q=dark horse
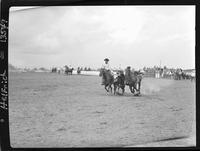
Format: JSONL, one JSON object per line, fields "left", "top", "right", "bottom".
{"left": 51, "top": 67, "right": 57, "bottom": 73}
{"left": 113, "top": 71, "right": 125, "bottom": 95}
{"left": 64, "top": 66, "right": 74, "bottom": 75}
{"left": 99, "top": 68, "right": 114, "bottom": 93}
{"left": 125, "top": 69, "right": 142, "bottom": 96}
{"left": 77, "top": 67, "right": 81, "bottom": 75}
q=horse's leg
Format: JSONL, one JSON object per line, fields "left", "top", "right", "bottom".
{"left": 138, "top": 81, "right": 141, "bottom": 94}
{"left": 133, "top": 83, "right": 139, "bottom": 94}
{"left": 135, "top": 83, "right": 138, "bottom": 91}
{"left": 122, "top": 88, "right": 124, "bottom": 95}
{"left": 132, "top": 85, "right": 136, "bottom": 94}
{"left": 121, "top": 85, "right": 125, "bottom": 95}
{"left": 104, "top": 85, "right": 109, "bottom": 92}
{"left": 129, "top": 85, "right": 132, "bottom": 93}
{"left": 114, "top": 84, "right": 117, "bottom": 95}
{"left": 129, "top": 85, "right": 134, "bottom": 94}
{"left": 109, "top": 84, "right": 112, "bottom": 93}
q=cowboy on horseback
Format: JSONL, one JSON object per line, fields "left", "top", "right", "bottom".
{"left": 101, "top": 58, "right": 114, "bottom": 85}
{"left": 125, "top": 66, "right": 132, "bottom": 85}
{"left": 124, "top": 66, "right": 143, "bottom": 95}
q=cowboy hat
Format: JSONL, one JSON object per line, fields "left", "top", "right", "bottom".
{"left": 104, "top": 58, "right": 109, "bottom": 61}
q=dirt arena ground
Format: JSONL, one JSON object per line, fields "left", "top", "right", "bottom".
{"left": 9, "top": 72, "right": 196, "bottom": 147}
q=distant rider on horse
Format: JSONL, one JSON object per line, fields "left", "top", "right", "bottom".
{"left": 101, "top": 58, "right": 114, "bottom": 85}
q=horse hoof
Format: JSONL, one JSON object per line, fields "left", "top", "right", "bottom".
{"left": 135, "top": 93, "right": 141, "bottom": 96}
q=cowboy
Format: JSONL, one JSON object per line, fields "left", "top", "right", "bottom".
{"left": 101, "top": 58, "right": 113, "bottom": 85}
{"left": 125, "top": 66, "right": 132, "bottom": 85}
{"left": 102, "top": 58, "right": 111, "bottom": 70}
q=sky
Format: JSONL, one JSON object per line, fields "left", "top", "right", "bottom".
{"left": 9, "top": 6, "right": 195, "bottom": 70}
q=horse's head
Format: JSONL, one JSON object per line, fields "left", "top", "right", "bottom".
{"left": 116, "top": 70, "right": 124, "bottom": 78}
{"left": 99, "top": 68, "right": 105, "bottom": 77}
{"left": 115, "top": 72, "right": 125, "bottom": 84}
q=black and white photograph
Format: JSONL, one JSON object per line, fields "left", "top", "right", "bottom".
{"left": 8, "top": 6, "right": 195, "bottom": 147}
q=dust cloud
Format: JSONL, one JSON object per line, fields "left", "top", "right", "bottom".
{"left": 141, "top": 78, "right": 174, "bottom": 95}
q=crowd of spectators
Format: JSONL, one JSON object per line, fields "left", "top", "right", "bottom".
{"left": 51, "top": 64, "right": 195, "bottom": 81}
{"left": 143, "top": 66, "right": 195, "bottom": 80}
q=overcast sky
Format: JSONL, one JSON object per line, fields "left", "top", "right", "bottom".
{"left": 9, "top": 6, "right": 195, "bottom": 70}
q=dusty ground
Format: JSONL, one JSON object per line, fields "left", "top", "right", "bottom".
{"left": 9, "top": 72, "right": 195, "bottom": 147}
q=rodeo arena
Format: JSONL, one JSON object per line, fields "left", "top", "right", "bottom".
{"left": 9, "top": 61, "right": 196, "bottom": 147}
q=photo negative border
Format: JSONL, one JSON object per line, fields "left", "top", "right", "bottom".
{"left": 0, "top": 0, "right": 199, "bottom": 150}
